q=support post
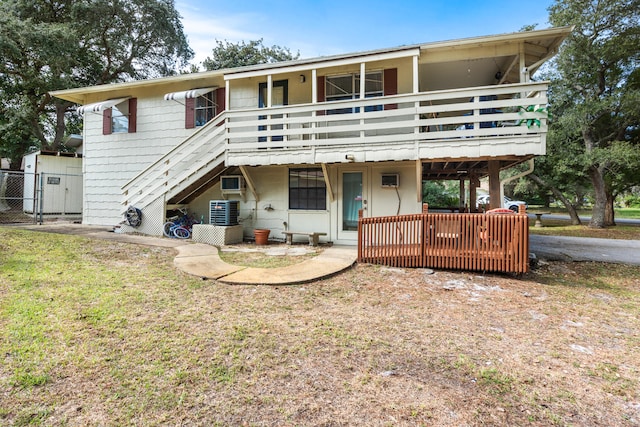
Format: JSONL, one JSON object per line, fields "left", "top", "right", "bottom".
{"left": 459, "top": 178, "right": 465, "bottom": 212}
{"left": 469, "top": 175, "right": 478, "bottom": 213}
{"left": 416, "top": 160, "right": 422, "bottom": 203}
{"left": 488, "top": 160, "right": 501, "bottom": 210}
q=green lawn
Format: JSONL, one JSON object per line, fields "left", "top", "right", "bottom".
{"left": 1, "top": 227, "right": 639, "bottom": 426}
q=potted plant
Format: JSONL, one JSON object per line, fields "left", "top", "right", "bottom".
{"left": 253, "top": 228, "right": 270, "bottom": 245}
{"left": 516, "top": 105, "right": 547, "bottom": 128}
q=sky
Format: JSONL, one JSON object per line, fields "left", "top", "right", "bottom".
{"left": 176, "top": 0, "right": 556, "bottom": 66}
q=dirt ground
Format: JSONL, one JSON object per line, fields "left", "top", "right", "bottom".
{"left": 1, "top": 231, "right": 639, "bottom": 426}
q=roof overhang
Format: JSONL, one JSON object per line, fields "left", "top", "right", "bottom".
{"left": 50, "top": 26, "right": 572, "bottom": 105}
{"left": 223, "top": 47, "right": 420, "bottom": 80}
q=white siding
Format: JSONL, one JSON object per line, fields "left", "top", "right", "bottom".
{"left": 82, "top": 96, "right": 194, "bottom": 226}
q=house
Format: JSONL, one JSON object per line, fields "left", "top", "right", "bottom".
{"left": 50, "top": 27, "right": 571, "bottom": 247}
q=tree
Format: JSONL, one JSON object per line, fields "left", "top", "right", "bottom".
{"left": 0, "top": 0, "right": 193, "bottom": 168}
{"left": 202, "top": 39, "right": 299, "bottom": 71}
{"left": 548, "top": 0, "right": 640, "bottom": 227}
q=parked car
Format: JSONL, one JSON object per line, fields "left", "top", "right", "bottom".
{"left": 476, "top": 195, "right": 527, "bottom": 212}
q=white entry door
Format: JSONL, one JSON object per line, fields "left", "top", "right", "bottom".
{"left": 338, "top": 170, "right": 368, "bottom": 241}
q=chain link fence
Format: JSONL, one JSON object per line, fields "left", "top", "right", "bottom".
{"left": 0, "top": 170, "right": 82, "bottom": 224}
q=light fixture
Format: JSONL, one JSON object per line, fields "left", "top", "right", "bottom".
{"left": 299, "top": 74, "right": 306, "bottom": 83}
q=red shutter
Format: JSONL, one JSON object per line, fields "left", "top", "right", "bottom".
{"left": 103, "top": 108, "right": 112, "bottom": 135}
{"left": 384, "top": 68, "right": 398, "bottom": 110}
{"left": 215, "top": 88, "right": 226, "bottom": 127}
{"left": 128, "top": 98, "right": 137, "bottom": 133}
{"left": 185, "top": 97, "right": 195, "bottom": 129}
{"left": 317, "top": 75, "right": 325, "bottom": 116}
{"left": 216, "top": 87, "right": 226, "bottom": 113}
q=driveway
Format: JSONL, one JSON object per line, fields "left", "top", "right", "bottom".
{"left": 530, "top": 234, "right": 640, "bottom": 265}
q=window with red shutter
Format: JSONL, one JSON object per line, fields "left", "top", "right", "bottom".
{"left": 102, "top": 98, "right": 136, "bottom": 134}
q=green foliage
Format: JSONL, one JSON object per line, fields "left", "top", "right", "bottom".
{"left": 622, "top": 193, "right": 640, "bottom": 208}
{"left": 422, "top": 181, "right": 459, "bottom": 206}
{"left": 0, "top": 0, "right": 193, "bottom": 164}
{"left": 202, "top": 39, "right": 299, "bottom": 71}
{"left": 542, "top": 0, "right": 640, "bottom": 225}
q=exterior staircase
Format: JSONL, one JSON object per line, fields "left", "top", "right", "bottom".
{"left": 121, "top": 112, "right": 228, "bottom": 212}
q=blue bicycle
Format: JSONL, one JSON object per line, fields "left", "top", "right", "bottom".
{"left": 163, "top": 209, "right": 198, "bottom": 239}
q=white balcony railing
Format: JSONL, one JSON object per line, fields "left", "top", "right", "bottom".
{"left": 224, "top": 82, "right": 548, "bottom": 152}
{"left": 122, "top": 82, "right": 548, "bottom": 211}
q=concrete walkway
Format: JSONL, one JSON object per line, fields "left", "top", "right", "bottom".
{"left": 7, "top": 222, "right": 357, "bottom": 285}
{"left": 173, "top": 243, "right": 356, "bottom": 284}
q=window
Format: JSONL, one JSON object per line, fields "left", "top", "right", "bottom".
{"left": 289, "top": 168, "right": 326, "bottom": 210}
{"left": 102, "top": 98, "right": 136, "bottom": 135}
{"left": 111, "top": 101, "right": 129, "bottom": 133}
{"left": 194, "top": 91, "right": 216, "bottom": 126}
{"left": 325, "top": 71, "right": 383, "bottom": 114}
{"left": 185, "top": 89, "right": 225, "bottom": 129}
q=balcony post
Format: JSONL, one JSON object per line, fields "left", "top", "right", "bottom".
{"left": 311, "top": 69, "right": 317, "bottom": 141}
{"left": 412, "top": 55, "right": 419, "bottom": 94}
{"left": 360, "top": 62, "right": 365, "bottom": 139}
{"left": 267, "top": 75, "right": 272, "bottom": 143}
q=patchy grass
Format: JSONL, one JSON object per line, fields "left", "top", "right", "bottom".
{"left": 530, "top": 220, "right": 640, "bottom": 240}
{"left": 1, "top": 227, "right": 640, "bottom": 426}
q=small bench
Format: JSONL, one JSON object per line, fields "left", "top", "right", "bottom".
{"left": 282, "top": 231, "right": 327, "bottom": 246}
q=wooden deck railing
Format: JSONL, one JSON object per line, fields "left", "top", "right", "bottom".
{"left": 357, "top": 205, "right": 529, "bottom": 273}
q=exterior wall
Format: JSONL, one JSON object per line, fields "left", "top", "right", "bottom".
{"left": 82, "top": 94, "right": 193, "bottom": 226}
{"left": 226, "top": 56, "right": 413, "bottom": 111}
{"left": 189, "top": 161, "right": 422, "bottom": 245}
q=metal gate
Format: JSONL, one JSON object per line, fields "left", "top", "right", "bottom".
{"left": 0, "top": 170, "right": 83, "bottom": 224}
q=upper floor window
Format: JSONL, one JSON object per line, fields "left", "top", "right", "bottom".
{"left": 194, "top": 91, "right": 216, "bottom": 127}
{"left": 325, "top": 71, "right": 383, "bottom": 114}
{"left": 111, "top": 101, "right": 129, "bottom": 133}
{"left": 102, "top": 98, "right": 137, "bottom": 135}
{"left": 182, "top": 88, "right": 225, "bottom": 129}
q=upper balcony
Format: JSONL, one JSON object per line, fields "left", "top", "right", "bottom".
{"left": 223, "top": 81, "right": 548, "bottom": 166}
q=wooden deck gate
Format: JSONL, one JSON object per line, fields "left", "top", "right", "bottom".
{"left": 357, "top": 207, "right": 529, "bottom": 273}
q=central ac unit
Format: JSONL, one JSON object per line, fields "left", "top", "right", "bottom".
{"left": 209, "top": 200, "right": 239, "bottom": 226}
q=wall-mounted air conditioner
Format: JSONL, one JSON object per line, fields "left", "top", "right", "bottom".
{"left": 381, "top": 173, "right": 399, "bottom": 188}
{"left": 220, "top": 175, "right": 245, "bottom": 194}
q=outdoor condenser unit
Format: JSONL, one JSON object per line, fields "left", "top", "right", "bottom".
{"left": 209, "top": 200, "right": 239, "bottom": 226}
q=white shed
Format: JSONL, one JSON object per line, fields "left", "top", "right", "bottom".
{"left": 23, "top": 151, "right": 83, "bottom": 215}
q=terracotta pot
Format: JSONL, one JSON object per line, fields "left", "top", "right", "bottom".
{"left": 253, "top": 229, "right": 270, "bottom": 245}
